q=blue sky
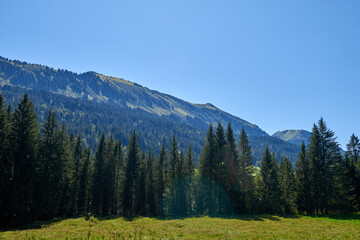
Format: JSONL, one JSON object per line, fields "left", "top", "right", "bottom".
{"left": 1, "top": 0, "right": 359, "bottom": 148}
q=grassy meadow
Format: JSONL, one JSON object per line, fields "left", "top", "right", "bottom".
{"left": 1, "top": 215, "right": 360, "bottom": 240}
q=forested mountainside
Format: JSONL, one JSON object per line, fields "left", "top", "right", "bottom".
{"left": 272, "top": 130, "right": 312, "bottom": 146}
{"left": 0, "top": 56, "right": 301, "bottom": 163}
{"left": 0, "top": 56, "right": 265, "bottom": 136}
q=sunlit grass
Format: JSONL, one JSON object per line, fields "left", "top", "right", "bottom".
{"left": 1, "top": 214, "right": 360, "bottom": 239}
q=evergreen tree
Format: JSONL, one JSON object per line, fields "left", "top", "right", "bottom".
{"left": 57, "top": 122, "right": 75, "bottom": 217}
{"left": 238, "top": 127, "right": 254, "bottom": 213}
{"left": 0, "top": 94, "right": 11, "bottom": 225}
{"left": 295, "top": 142, "right": 312, "bottom": 215}
{"left": 122, "top": 131, "right": 141, "bottom": 215}
{"left": 154, "top": 143, "right": 167, "bottom": 216}
{"left": 184, "top": 144, "right": 195, "bottom": 216}
{"left": 198, "top": 124, "right": 217, "bottom": 215}
{"left": 214, "top": 122, "right": 228, "bottom": 215}
{"left": 168, "top": 135, "right": 180, "bottom": 216}
{"left": 78, "top": 147, "right": 92, "bottom": 215}
{"left": 92, "top": 132, "right": 107, "bottom": 215}
{"left": 145, "top": 148, "right": 156, "bottom": 216}
{"left": 112, "top": 140, "right": 123, "bottom": 215}
{"left": 10, "top": 93, "right": 39, "bottom": 223}
{"left": 308, "top": 124, "right": 322, "bottom": 214}
{"left": 71, "top": 135, "right": 83, "bottom": 215}
{"left": 279, "top": 156, "right": 296, "bottom": 214}
{"left": 259, "top": 147, "right": 281, "bottom": 213}
{"left": 346, "top": 134, "right": 360, "bottom": 209}
{"left": 37, "top": 110, "right": 62, "bottom": 219}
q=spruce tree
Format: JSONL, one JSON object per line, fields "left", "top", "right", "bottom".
{"left": 37, "top": 110, "right": 62, "bottom": 219}
{"left": 184, "top": 144, "right": 195, "bottom": 216}
{"left": 57, "top": 122, "right": 75, "bottom": 217}
{"left": 260, "top": 147, "right": 281, "bottom": 213}
{"left": 0, "top": 94, "right": 11, "bottom": 225}
{"left": 78, "top": 147, "right": 92, "bottom": 215}
{"left": 214, "top": 122, "right": 227, "bottom": 215}
{"left": 238, "top": 127, "right": 254, "bottom": 213}
{"left": 308, "top": 124, "right": 322, "bottom": 214}
{"left": 154, "top": 143, "right": 167, "bottom": 216}
{"left": 92, "top": 132, "right": 107, "bottom": 215}
{"left": 198, "top": 124, "right": 216, "bottom": 215}
{"left": 145, "top": 148, "right": 156, "bottom": 216}
{"left": 279, "top": 156, "right": 296, "bottom": 214}
{"left": 122, "top": 131, "right": 141, "bottom": 215}
{"left": 10, "top": 93, "right": 39, "bottom": 223}
{"left": 295, "top": 142, "right": 312, "bottom": 215}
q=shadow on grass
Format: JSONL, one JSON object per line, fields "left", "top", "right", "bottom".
{"left": 1, "top": 218, "right": 65, "bottom": 232}
{"left": 306, "top": 213, "right": 360, "bottom": 221}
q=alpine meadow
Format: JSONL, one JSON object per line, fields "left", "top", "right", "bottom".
{"left": 1, "top": 0, "right": 360, "bottom": 239}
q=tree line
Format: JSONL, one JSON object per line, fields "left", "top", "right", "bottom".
{"left": 0, "top": 94, "right": 359, "bottom": 227}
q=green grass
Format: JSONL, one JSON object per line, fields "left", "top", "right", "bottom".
{"left": 1, "top": 215, "right": 360, "bottom": 239}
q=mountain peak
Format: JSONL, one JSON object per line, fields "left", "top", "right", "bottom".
{"left": 272, "top": 129, "right": 311, "bottom": 146}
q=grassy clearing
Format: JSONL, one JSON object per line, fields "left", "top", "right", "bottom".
{"left": 1, "top": 215, "right": 360, "bottom": 240}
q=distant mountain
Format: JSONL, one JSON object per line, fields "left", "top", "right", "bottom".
{"left": 272, "top": 130, "right": 311, "bottom": 146}
{"left": 0, "top": 56, "right": 301, "bottom": 164}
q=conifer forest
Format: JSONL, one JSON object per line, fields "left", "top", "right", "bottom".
{"left": 1, "top": 93, "right": 360, "bottom": 228}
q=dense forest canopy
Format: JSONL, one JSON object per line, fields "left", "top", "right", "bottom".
{"left": 1, "top": 94, "right": 359, "bottom": 227}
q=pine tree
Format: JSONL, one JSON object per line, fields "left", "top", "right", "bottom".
{"left": 10, "top": 93, "right": 39, "bottom": 223}
{"left": 238, "top": 127, "right": 254, "bottom": 213}
{"left": 260, "top": 147, "right": 281, "bottom": 213}
{"left": 295, "top": 142, "right": 312, "bottom": 215}
{"left": 279, "top": 156, "right": 296, "bottom": 214}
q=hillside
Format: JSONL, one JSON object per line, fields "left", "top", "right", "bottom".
{"left": 0, "top": 56, "right": 265, "bottom": 137}
{"left": 272, "top": 130, "right": 311, "bottom": 146}
{"left": 0, "top": 56, "right": 301, "bottom": 163}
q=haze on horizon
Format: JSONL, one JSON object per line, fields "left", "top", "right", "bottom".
{"left": 0, "top": 0, "right": 359, "bottom": 148}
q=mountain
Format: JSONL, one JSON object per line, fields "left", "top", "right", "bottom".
{"left": 272, "top": 130, "right": 311, "bottom": 146}
{"left": 0, "top": 56, "right": 301, "bottom": 163}
{"left": 0, "top": 56, "right": 265, "bottom": 137}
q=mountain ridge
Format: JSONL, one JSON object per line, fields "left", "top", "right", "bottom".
{"left": 0, "top": 56, "right": 302, "bottom": 163}
{"left": 0, "top": 56, "right": 266, "bottom": 137}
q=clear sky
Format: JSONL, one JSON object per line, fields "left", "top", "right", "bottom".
{"left": 1, "top": 0, "right": 359, "bottom": 148}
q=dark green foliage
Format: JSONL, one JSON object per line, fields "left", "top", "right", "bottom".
{"left": 183, "top": 144, "right": 195, "bottom": 216}
{"left": 92, "top": 133, "right": 107, "bottom": 215}
{"left": 36, "top": 110, "right": 62, "bottom": 219}
{"left": 122, "top": 131, "right": 142, "bottom": 215}
{"left": 238, "top": 127, "right": 255, "bottom": 213}
{"left": 10, "top": 93, "right": 39, "bottom": 223}
{"left": 259, "top": 147, "right": 281, "bottom": 213}
{"left": 0, "top": 94, "right": 11, "bottom": 225}
{"left": 78, "top": 147, "right": 92, "bottom": 215}
{"left": 1, "top": 93, "right": 360, "bottom": 227}
{"left": 279, "top": 156, "right": 296, "bottom": 214}
{"left": 295, "top": 142, "right": 312, "bottom": 215}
